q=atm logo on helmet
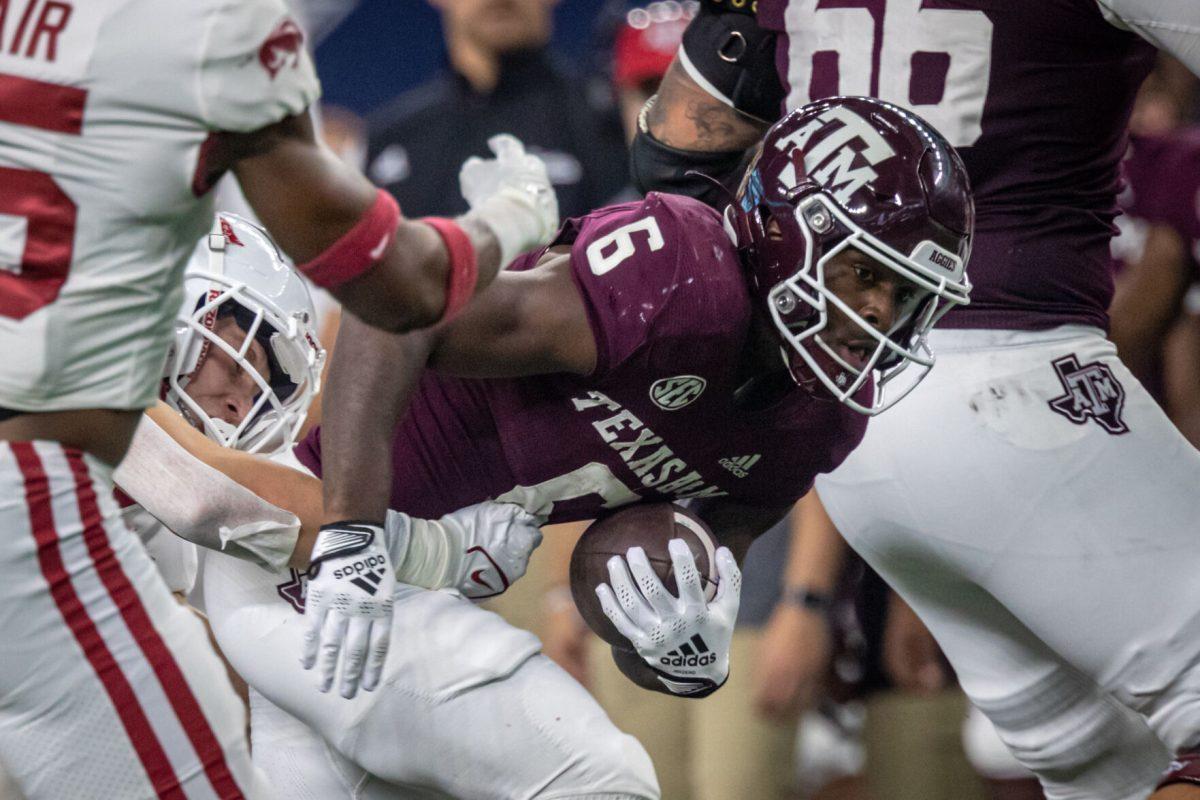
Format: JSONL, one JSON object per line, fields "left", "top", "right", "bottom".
{"left": 774, "top": 106, "right": 896, "bottom": 204}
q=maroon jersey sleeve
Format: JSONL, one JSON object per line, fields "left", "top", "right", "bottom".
{"left": 561, "top": 192, "right": 741, "bottom": 380}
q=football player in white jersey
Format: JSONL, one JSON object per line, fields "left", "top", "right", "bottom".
{"left": 0, "top": 2, "right": 558, "bottom": 797}
{"left": 115, "top": 214, "right": 659, "bottom": 800}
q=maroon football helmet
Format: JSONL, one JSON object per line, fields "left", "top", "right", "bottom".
{"left": 725, "top": 96, "right": 974, "bottom": 414}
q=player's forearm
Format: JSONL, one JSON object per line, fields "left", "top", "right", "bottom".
{"left": 118, "top": 408, "right": 320, "bottom": 570}
{"left": 1152, "top": 787, "right": 1200, "bottom": 799}
{"left": 231, "top": 114, "right": 503, "bottom": 333}
{"left": 783, "top": 491, "right": 846, "bottom": 595}
{"left": 143, "top": 404, "right": 322, "bottom": 533}
{"left": 327, "top": 214, "right": 504, "bottom": 334}
{"left": 319, "top": 313, "right": 436, "bottom": 524}
{"left": 631, "top": 59, "right": 766, "bottom": 203}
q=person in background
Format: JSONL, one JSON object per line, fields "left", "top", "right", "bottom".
{"left": 610, "top": 1, "right": 696, "bottom": 142}
{"left": 366, "top": 0, "right": 630, "bottom": 218}
{"left": 1110, "top": 59, "right": 1200, "bottom": 445}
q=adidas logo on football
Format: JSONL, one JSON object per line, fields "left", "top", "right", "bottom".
{"left": 660, "top": 634, "right": 716, "bottom": 668}
{"left": 718, "top": 454, "right": 761, "bottom": 478}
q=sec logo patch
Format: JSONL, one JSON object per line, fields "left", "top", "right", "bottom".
{"left": 650, "top": 375, "right": 706, "bottom": 411}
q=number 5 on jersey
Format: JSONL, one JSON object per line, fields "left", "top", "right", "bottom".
{"left": 0, "top": 74, "right": 83, "bottom": 320}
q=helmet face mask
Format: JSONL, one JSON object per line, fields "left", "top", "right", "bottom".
{"left": 165, "top": 215, "right": 325, "bottom": 455}
{"left": 728, "top": 97, "right": 975, "bottom": 415}
{"left": 767, "top": 193, "right": 963, "bottom": 413}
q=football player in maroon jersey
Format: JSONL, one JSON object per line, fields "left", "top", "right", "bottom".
{"left": 122, "top": 97, "right": 974, "bottom": 799}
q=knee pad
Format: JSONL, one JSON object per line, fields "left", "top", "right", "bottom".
{"left": 973, "top": 670, "right": 1168, "bottom": 800}
{"left": 962, "top": 704, "right": 1033, "bottom": 781}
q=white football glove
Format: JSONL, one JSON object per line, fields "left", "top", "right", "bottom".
{"left": 459, "top": 134, "right": 559, "bottom": 269}
{"left": 596, "top": 539, "right": 742, "bottom": 697}
{"left": 301, "top": 521, "right": 396, "bottom": 698}
{"left": 385, "top": 501, "right": 544, "bottom": 599}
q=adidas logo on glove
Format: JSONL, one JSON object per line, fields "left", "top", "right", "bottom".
{"left": 660, "top": 634, "right": 716, "bottom": 668}
{"left": 333, "top": 554, "right": 388, "bottom": 595}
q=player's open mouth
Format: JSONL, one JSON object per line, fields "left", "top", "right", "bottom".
{"left": 834, "top": 339, "right": 874, "bottom": 370}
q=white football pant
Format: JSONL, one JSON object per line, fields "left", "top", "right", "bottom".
{"left": 202, "top": 549, "right": 660, "bottom": 800}
{"left": 817, "top": 326, "right": 1200, "bottom": 800}
{"left": 0, "top": 441, "right": 265, "bottom": 799}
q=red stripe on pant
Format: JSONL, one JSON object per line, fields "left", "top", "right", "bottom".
{"left": 11, "top": 442, "right": 187, "bottom": 800}
{"left": 65, "top": 450, "right": 246, "bottom": 800}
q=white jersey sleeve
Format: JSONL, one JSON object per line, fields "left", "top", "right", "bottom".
{"left": 1097, "top": 0, "right": 1200, "bottom": 75}
{"left": 198, "top": 0, "right": 321, "bottom": 133}
{"left": 0, "top": 0, "right": 320, "bottom": 414}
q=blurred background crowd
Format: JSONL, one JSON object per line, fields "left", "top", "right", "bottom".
{"left": 297, "top": 2, "right": 1200, "bottom": 799}
{"left": 33, "top": 2, "right": 1197, "bottom": 799}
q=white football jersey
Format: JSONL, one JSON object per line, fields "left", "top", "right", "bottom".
{"left": 0, "top": 0, "right": 319, "bottom": 412}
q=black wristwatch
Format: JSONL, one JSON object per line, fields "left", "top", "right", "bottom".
{"left": 780, "top": 585, "right": 832, "bottom": 614}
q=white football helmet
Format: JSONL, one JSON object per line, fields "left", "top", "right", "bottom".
{"left": 163, "top": 214, "right": 325, "bottom": 455}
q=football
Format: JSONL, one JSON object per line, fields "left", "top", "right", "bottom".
{"left": 569, "top": 502, "right": 720, "bottom": 648}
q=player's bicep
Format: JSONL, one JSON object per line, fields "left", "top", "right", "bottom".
{"left": 429, "top": 250, "right": 597, "bottom": 378}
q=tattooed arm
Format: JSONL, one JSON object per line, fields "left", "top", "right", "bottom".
{"left": 644, "top": 57, "right": 769, "bottom": 154}
{"left": 628, "top": 2, "right": 780, "bottom": 203}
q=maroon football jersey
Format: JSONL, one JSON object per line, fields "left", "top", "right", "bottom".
{"left": 755, "top": 0, "right": 1157, "bottom": 331}
{"left": 297, "top": 194, "right": 867, "bottom": 522}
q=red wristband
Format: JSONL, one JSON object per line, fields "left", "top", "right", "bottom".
{"left": 422, "top": 217, "right": 478, "bottom": 323}
{"left": 297, "top": 189, "right": 401, "bottom": 289}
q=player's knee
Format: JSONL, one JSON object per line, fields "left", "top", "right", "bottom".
{"left": 974, "top": 674, "right": 1168, "bottom": 799}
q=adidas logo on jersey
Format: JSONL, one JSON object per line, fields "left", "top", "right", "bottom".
{"left": 718, "top": 454, "right": 761, "bottom": 478}
{"left": 660, "top": 634, "right": 716, "bottom": 668}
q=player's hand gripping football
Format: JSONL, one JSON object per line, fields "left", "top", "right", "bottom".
{"left": 459, "top": 134, "right": 559, "bottom": 268}
{"left": 302, "top": 521, "right": 397, "bottom": 699}
{"left": 385, "top": 501, "right": 544, "bottom": 599}
{"left": 596, "top": 539, "right": 742, "bottom": 697}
